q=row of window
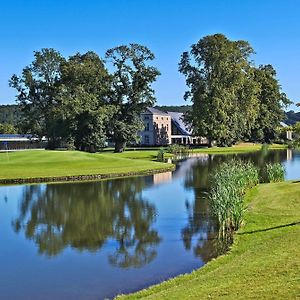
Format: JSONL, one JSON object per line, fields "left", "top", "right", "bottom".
{"left": 144, "top": 115, "right": 169, "bottom": 121}
{"left": 144, "top": 123, "right": 169, "bottom": 131}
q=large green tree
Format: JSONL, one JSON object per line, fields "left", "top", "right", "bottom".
{"left": 105, "top": 44, "right": 160, "bottom": 152}
{"left": 250, "top": 65, "right": 291, "bottom": 143}
{"left": 179, "top": 34, "right": 260, "bottom": 146}
{"left": 9, "top": 48, "right": 65, "bottom": 147}
{"left": 58, "top": 51, "right": 115, "bottom": 152}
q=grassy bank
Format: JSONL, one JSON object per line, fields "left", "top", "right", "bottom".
{"left": 0, "top": 144, "right": 287, "bottom": 183}
{"left": 192, "top": 143, "right": 287, "bottom": 154}
{"left": 117, "top": 180, "right": 300, "bottom": 299}
{"left": 0, "top": 150, "right": 174, "bottom": 183}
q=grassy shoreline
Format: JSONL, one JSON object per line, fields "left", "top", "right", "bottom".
{"left": 191, "top": 143, "right": 287, "bottom": 154}
{"left": 117, "top": 180, "right": 300, "bottom": 299}
{"left": 0, "top": 150, "right": 175, "bottom": 184}
{"left": 0, "top": 144, "right": 287, "bottom": 184}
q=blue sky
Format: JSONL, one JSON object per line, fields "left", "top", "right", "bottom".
{"left": 0, "top": 0, "right": 299, "bottom": 111}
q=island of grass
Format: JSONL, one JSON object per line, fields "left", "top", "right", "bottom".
{"left": 0, "top": 150, "right": 174, "bottom": 184}
{"left": 117, "top": 180, "right": 300, "bottom": 299}
{"left": 0, "top": 143, "right": 288, "bottom": 184}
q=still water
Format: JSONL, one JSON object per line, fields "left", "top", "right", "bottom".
{"left": 0, "top": 150, "right": 299, "bottom": 299}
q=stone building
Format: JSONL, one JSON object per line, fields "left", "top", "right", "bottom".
{"left": 140, "top": 107, "right": 208, "bottom": 146}
{"left": 140, "top": 107, "right": 172, "bottom": 146}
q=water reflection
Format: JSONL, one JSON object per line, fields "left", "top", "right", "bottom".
{"left": 2, "top": 149, "right": 298, "bottom": 299}
{"left": 13, "top": 177, "right": 161, "bottom": 268}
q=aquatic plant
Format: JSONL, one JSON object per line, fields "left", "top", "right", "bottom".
{"left": 266, "top": 163, "right": 285, "bottom": 182}
{"left": 209, "top": 160, "right": 259, "bottom": 232}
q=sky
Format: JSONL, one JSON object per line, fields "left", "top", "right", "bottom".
{"left": 0, "top": 0, "right": 299, "bottom": 111}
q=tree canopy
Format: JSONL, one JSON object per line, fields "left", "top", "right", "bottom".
{"left": 10, "top": 44, "right": 160, "bottom": 152}
{"left": 105, "top": 44, "right": 160, "bottom": 152}
{"left": 179, "top": 34, "right": 291, "bottom": 145}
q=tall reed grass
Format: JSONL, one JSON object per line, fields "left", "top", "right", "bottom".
{"left": 209, "top": 160, "right": 259, "bottom": 232}
{"left": 266, "top": 163, "right": 285, "bottom": 182}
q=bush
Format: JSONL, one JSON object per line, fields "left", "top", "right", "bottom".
{"left": 157, "top": 148, "right": 165, "bottom": 162}
{"left": 266, "top": 163, "right": 285, "bottom": 182}
{"left": 209, "top": 160, "right": 259, "bottom": 233}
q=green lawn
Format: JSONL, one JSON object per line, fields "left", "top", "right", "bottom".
{"left": 0, "top": 150, "right": 173, "bottom": 181}
{"left": 117, "top": 180, "right": 300, "bottom": 299}
{"left": 191, "top": 143, "right": 287, "bottom": 154}
{"left": 0, "top": 144, "right": 287, "bottom": 182}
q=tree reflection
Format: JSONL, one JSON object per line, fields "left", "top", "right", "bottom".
{"left": 12, "top": 177, "right": 160, "bottom": 268}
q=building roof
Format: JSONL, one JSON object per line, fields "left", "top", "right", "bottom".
{"left": 142, "top": 107, "right": 169, "bottom": 116}
{"left": 280, "top": 121, "right": 289, "bottom": 128}
{"left": 0, "top": 134, "right": 42, "bottom": 141}
{"left": 167, "top": 111, "right": 192, "bottom": 136}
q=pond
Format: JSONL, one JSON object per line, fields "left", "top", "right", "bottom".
{"left": 0, "top": 149, "right": 299, "bottom": 299}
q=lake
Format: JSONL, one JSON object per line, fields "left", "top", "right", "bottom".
{"left": 0, "top": 149, "right": 299, "bottom": 299}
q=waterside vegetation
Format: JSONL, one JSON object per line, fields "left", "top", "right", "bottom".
{"left": 117, "top": 180, "right": 300, "bottom": 299}
{"left": 209, "top": 160, "right": 259, "bottom": 232}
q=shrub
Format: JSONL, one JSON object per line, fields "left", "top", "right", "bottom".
{"left": 209, "top": 160, "right": 259, "bottom": 233}
{"left": 266, "top": 163, "right": 285, "bottom": 182}
{"left": 157, "top": 148, "right": 165, "bottom": 162}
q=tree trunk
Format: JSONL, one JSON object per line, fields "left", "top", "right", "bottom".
{"left": 208, "top": 138, "right": 214, "bottom": 148}
{"left": 114, "top": 141, "right": 126, "bottom": 153}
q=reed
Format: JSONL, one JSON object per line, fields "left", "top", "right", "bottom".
{"left": 266, "top": 163, "right": 285, "bottom": 182}
{"left": 209, "top": 160, "right": 259, "bottom": 232}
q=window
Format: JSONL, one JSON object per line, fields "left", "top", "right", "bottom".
{"left": 145, "top": 122, "right": 150, "bottom": 131}
{"left": 156, "top": 117, "right": 158, "bottom": 120}
{"left": 161, "top": 117, "right": 163, "bottom": 120}
{"left": 167, "top": 124, "right": 169, "bottom": 131}
{"left": 144, "top": 115, "right": 150, "bottom": 120}
{"left": 144, "top": 135, "right": 149, "bottom": 144}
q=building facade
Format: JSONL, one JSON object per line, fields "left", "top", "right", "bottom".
{"left": 140, "top": 108, "right": 208, "bottom": 146}
{"left": 140, "top": 107, "right": 172, "bottom": 146}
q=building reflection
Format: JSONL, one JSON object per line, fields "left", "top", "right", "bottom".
{"left": 153, "top": 171, "right": 172, "bottom": 185}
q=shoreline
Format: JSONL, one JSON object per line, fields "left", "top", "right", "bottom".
{"left": 0, "top": 165, "right": 175, "bottom": 185}
{"left": 117, "top": 180, "right": 300, "bottom": 299}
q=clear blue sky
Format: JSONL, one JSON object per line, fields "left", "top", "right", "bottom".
{"left": 0, "top": 0, "right": 299, "bottom": 111}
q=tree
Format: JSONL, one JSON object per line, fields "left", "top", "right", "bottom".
{"left": 58, "top": 51, "right": 115, "bottom": 152}
{"left": 292, "top": 122, "right": 300, "bottom": 136}
{"left": 105, "top": 44, "right": 160, "bottom": 152}
{"left": 179, "top": 34, "right": 260, "bottom": 146}
{"left": 9, "top": 48, "right": 65, "bottom": 147}
{"left": 250, "top": 65, "right": 291, "bottom": 143}
{"left": 0, "top": 123, "right": 17, "bottom": 134}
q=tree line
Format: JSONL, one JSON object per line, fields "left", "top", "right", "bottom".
{"left": 9, "top": 34, "right": 292, "bottom": 151}
{"left": 10, "top": 44, "right": 160, "bottom": 152}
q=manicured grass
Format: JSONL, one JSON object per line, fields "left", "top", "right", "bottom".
{"left": 0, "top": 150, "right": 173, "bottom": 181}
{"left": 0, "top": 144, "right": 287, "bottom": 182}
{"left": 191, "top": 143, "right": 287, "bottom": 154}
{"left": 117, "top": 180, "right": 300, "bottom": 299}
